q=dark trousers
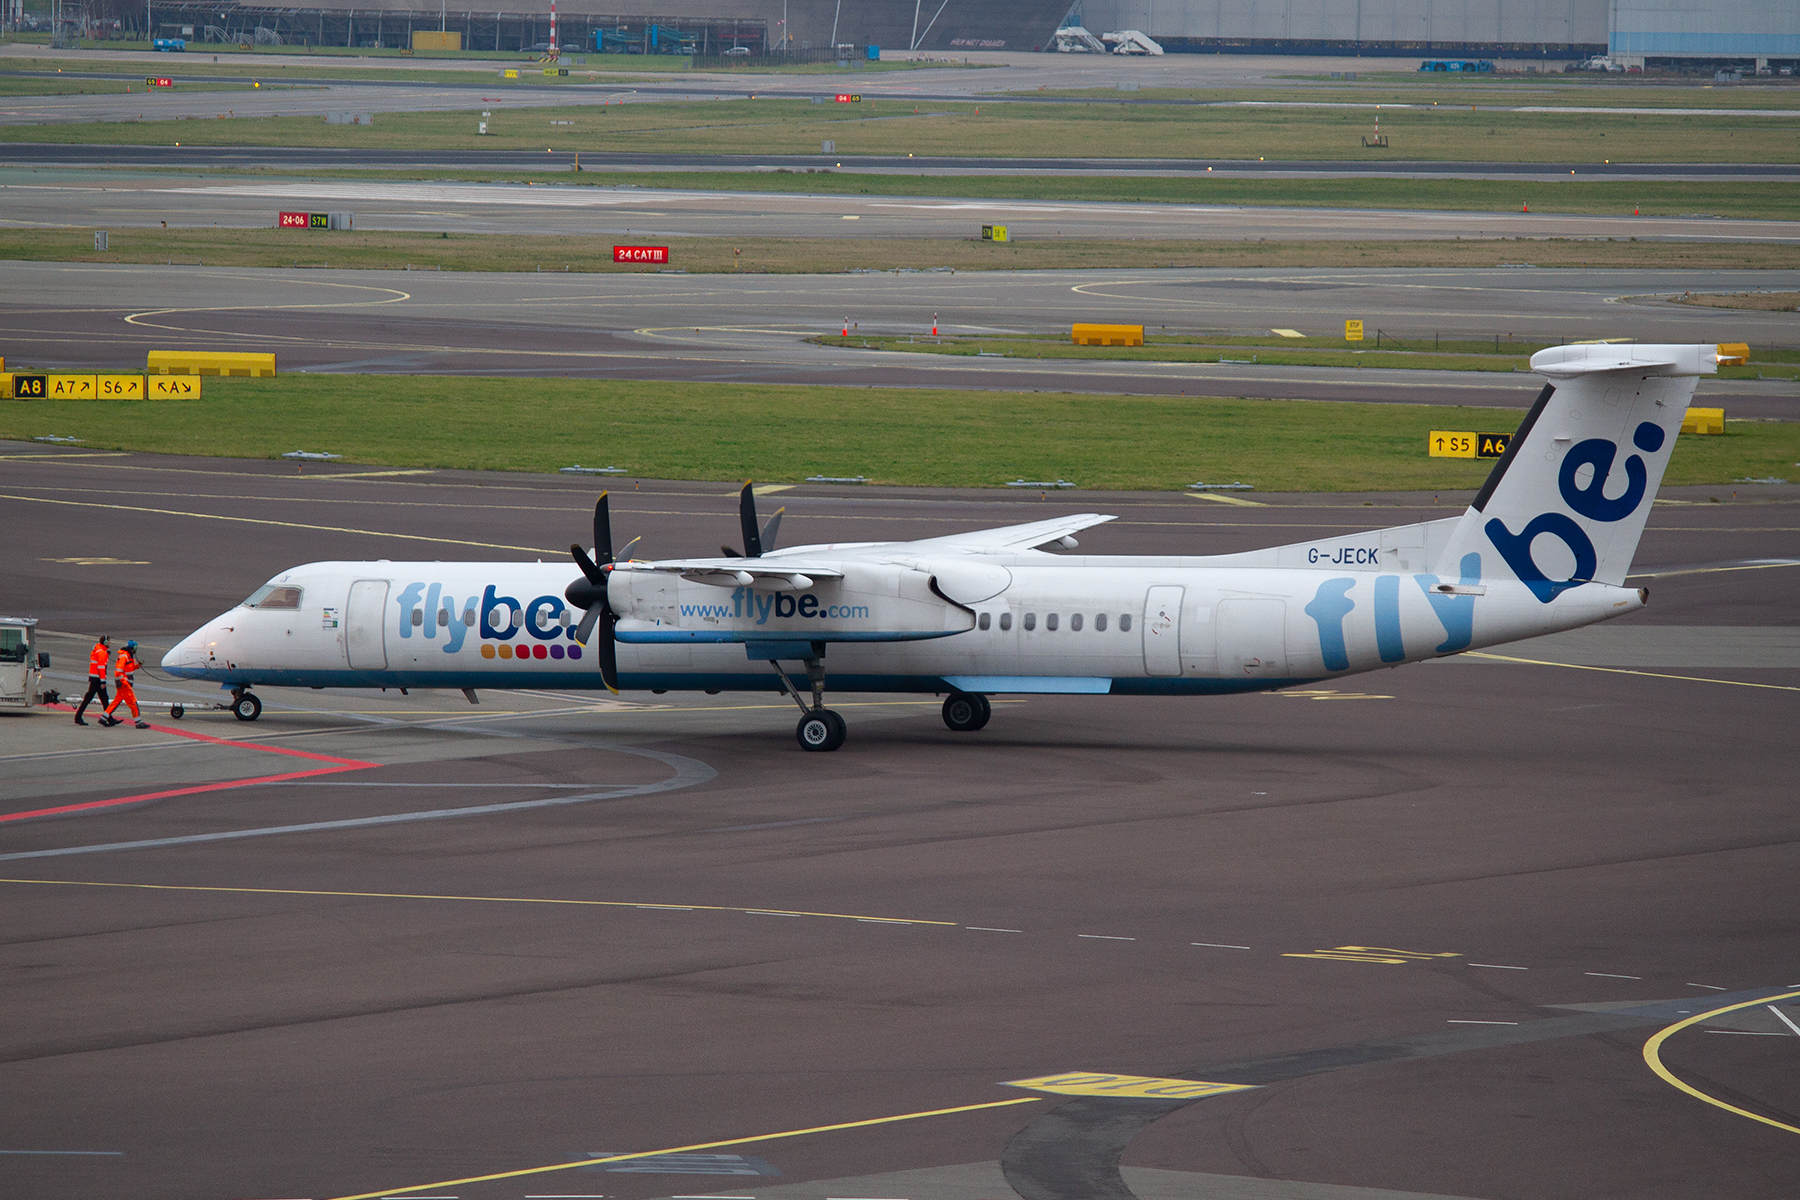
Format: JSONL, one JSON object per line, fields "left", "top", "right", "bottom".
{"left": 74, "top": 675, "right": 110, "bottom": 719}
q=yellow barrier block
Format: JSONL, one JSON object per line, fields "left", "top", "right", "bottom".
{"left": 147, "top": 351, "right": 276, "bottom": 377}
{"left": 149, "top": 376, "right": 202, "bottom": 399}
{"left": 97, "top": 374, "right": 146, "bottom": 399}
{"left": 0, "top": 372, "right": 10, "bottom": 398}
{"left": 1681, "top": 407, "right": 1725, "bottom": 435}
{"left": 48, "top": 375, "right": 98, "bottom": 399}
{"left": 1716, "top": 342, "right": 1749, "bottom": 366}
{"left": 1071, "top": 323, "right": 1144, "bottom": 347}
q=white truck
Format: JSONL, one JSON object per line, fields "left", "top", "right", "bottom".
{"left": 0, "top": 617, "right": 55, "bottom": 710}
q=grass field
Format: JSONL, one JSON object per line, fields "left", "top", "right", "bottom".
{"left": 0, "top": 74, "right": 265, "bottom": 94}
{"left": 7, "top": 226, "right": 1799, "bottom": 275}
{"left": 1022, "top": 81, "right": 1800, "bottom": 111}
{"left": 817, "top": 334, "right": 1800, "bottom": 380}
{"left": 2, "top": 376, "right": 1793, "bottom": 491}
{"left": 4, "top": 93, "right": 1797, "bottom": 166}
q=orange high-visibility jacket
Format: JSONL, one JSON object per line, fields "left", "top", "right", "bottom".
{"left": 113, "top": 650, "right": 141, "bottom": 682}
{"left": 89, "top": 642, "right": 110, "bottom": 677}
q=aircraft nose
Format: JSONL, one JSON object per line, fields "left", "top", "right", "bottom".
{"left": 162, "top": 628, "right": 209, "bottom": 677}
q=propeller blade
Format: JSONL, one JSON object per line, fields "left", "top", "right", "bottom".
{"left": 571, "top": 543, "right": 605, "bottom": 584}
{"left": 760, "top": 506, "right": 784, "bottom": 554}
{"left": 573, "top": 605, "right": 601, "bottom": 646}
{"left": 594, "top": 493, "right": 614, "bottom": 567}
{"left": 739, "top": 480, "right": 762, "bottom": 558}
{"left": 721, "top": 545, "right": 742, "bottom": 558}
{"left": 595, "top": 627, "right": 620, "bottom": 694}
{"left": 618, "top": 535, "right": 642, "bottom": 561}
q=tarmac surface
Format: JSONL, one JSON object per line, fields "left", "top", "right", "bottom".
{"left": 2, "top": 444, "right": 1798, "bottom": 1200}
{"left": 2, "top": 262, "right": 1794, "bottom": 413}
{"left": 8, "top": 169, "right": 1799, "bottom": 244}
{"left": 5, "top": 143, "right": 1797, "bottom": 181}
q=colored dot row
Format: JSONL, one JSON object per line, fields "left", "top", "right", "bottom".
{"left": 480, "top": 643, "right": 582, "bottom": 660}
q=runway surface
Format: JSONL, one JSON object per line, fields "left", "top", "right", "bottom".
{"left": 8, "top": 143, "right": 1792, "bottom": 181}
{"left": 9, "top": 170, "right": 1800, "bottom": 244}
{"left": 2, "top": 262, "right": 1794, "bottom": 414}
{"left": 2, "top": 443, "right": 1797, "bottom": 1200}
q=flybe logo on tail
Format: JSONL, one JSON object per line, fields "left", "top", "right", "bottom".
{"left": 1485, "top": 421, "right": 1663, "bottom": 603}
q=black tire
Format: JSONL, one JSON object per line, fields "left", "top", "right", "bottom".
{"left": 170, "top": 704, "right": 184, "bottom": 719}
{"left": 822, "top": 709, "right": 848, "bottom": 751}
{"left": 797, "top": 711, "right": 834, "bottom": 751}
{"left": 232, "top": 693, "right": 262, "bottom": 722}
{"left": 943, "top": 691, "right": 990, "bottom": 732}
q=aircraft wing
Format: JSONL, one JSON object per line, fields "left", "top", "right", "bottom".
{"left": 903, "top": 513, "right": 1116, "bottom": 555}
{"left": 623, "top": 559, "right": 846, "bottom": 590}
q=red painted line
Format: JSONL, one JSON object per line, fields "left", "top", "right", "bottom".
{"left": 5, "top": 706, "right": 381, "bottom": 824}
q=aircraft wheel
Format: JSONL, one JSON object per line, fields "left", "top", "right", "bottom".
{"left": 942, "top": 691, "right": 990, "bottom": 732}
{"left": 797, "top": 709, "right": 847, "bottom": 752}
{"left": 232, "top": 692, "right": 262, "bottom": 722}
{"left": 170, "top": 704, "right": 184, "bottom": 719}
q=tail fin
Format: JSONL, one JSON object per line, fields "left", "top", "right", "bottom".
{"left": 1437, "top": 343, "right": 1724, "bottom": 601}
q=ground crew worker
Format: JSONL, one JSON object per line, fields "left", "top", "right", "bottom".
{"left": 100, "top": 640, "right": 149, "bottom": 729}
{"left": 72, "top": 634, "right": 111, "bottom": 725}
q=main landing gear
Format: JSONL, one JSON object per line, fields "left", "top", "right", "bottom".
{"left": 768, "top": 645, "right": 846, "bottom": 752}
{"left": 941, "top": 691, "right": 991, "bottom": 732}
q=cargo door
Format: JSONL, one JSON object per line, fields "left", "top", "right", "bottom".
{"left": 1142, "top": 585, "right": 1184, "bottom": 677}
{"left": 346, "top": 579, "right": 389, "bottom": 670}
{"left": 1217, "top": 599, "right": 1288, "bottom": 677}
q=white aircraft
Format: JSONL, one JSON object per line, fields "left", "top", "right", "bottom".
{"left": 165, "top": 343, "right": 1728, "bottom": 751}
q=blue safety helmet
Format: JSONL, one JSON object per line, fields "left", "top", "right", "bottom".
{"left": 124, "top": 640, "right": 138, "bottom": 653}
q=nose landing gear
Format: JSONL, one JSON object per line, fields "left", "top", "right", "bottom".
{"left": 767, "top": 644, "right": 846, "bottom": 752}
{"left": 230, "top": 688, "right": 262, "bottom": 721}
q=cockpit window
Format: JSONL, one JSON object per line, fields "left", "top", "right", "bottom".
{"left": 242, "top": 584, "right": 303, "bottom": 609}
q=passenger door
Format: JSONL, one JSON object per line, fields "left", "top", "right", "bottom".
{"left": 1142, "top": 585, "right": 1184, "bottom": 677}
{"left": 345, "top": 580, "right": 389, "bottom": 670}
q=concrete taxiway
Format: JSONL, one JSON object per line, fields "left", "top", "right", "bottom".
{"left": 1, "top": 444, "right": 1797, "bottom": 1200}
{"left": 2, "top": 262, "right": 1794, "bottom": 414}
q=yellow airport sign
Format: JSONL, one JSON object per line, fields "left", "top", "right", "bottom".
{"left": 1430, "top": 430, "right": 1510, "bottom": 459}
{"left": 503, "top": 68, "right": 519, "bottom": 78}
{"left": 97, "top": 374, "right": 145, "bottom": 399}
{"left": 10, "top": 374, "right": 46, "bottom": 399}
{"left": 149, "top": 376, "right": 201, "bottom": 399}
{"left": 1004, "top": 1072, "right": 1255, "bottom": 1101}
{"left": 48, "top": 375, "right": 98, "bottom": 399}
{"left": 1345, "top": 319, "right": 1364, "bottom": 341}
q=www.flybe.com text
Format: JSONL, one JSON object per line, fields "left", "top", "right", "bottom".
{"left": 685, "top": 587, "right": 869, "bottom": 623}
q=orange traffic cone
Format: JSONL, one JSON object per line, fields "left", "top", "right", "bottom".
{"left": 1522, "top": 202, "right": 1530, "bottom": 213}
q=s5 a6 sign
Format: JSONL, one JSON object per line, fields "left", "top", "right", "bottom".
{"left": 614, "top": 245, "right": 669, "bottom": 264}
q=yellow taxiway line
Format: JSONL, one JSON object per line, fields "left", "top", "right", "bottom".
{"left": 1643, "top": 990, "right": 1800, "bottom": 1137}
{"left": 326, "top": 1096, "right": 1043, "bottom": 1200}
{"left": 1464, "top": 652, "right": 1800, "bottom": 693}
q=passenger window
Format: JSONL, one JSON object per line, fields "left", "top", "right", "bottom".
{"left": 1095, "top": 612, "right": 1107, "bottom": 631}
{"left": 978, "top": 612, "right": 991, "bottom": 631}
{"left": 1046, "top": 613, "right": 1059, "bottom": 631}
{"left": 1023, "top": 613, "right": 1036, "bottom": 631}
{"left": 1120, "top": 613, "right": 1132, "bottom": 632}
{"left": 1070, "top": 613, "right": 1083, "bottom": 631}
{"left": 1000, "top": 612, "right": 1013, "bottom": 631}
{"left": 437, "top": 608, "right": 449, "bottom": 626}
{"left": 243, "top": 585, "right": 302, "bottom": 610}
{"left": 462, "top": 607, "right": 476, "bottom": 627}
{"left": 411, "top": 608, "right": 424, "bottom": 626}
